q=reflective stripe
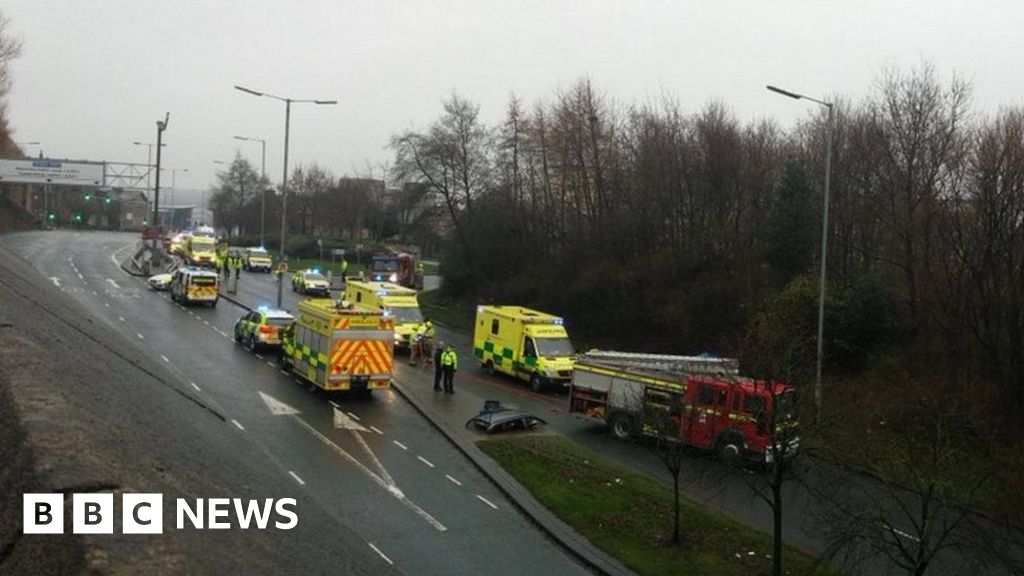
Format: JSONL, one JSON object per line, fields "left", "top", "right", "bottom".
{"left": 332, "top": 330, "right": 392, "bottom": 340}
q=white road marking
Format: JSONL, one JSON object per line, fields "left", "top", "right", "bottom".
{"left": 104, "top": 302, "right": 110, "bottom": 308}
{"left": 231, "top": 419, "right": 245, "bottom": 431}
{"left": 279, "top": 370, "right": 289, "bottom": 376}
{"left": 203, "top": 320, "right": 209, "bottom": 325}
{"left": 393, "top": 440, "right": 408, "bottom": 450}
{"left": 68, "top": 256, "right": 73, "bottom": 262}
{"left": 190, "top": 382, "right": 201, "bottom": 391}
{"left": 890, "top": 526, "right": 921, "bottom": 542}
{"left": 254, "top": 353, "right": 264, "bottom": 360}
{"left": 417, "top": 456, "right": 435, "bottom": 468}
{"left": 369, "top": 426, "right": 384, "bottom": 435}
{"left": 105, "top": 278, "right": 121, "bottom": 289}
{"left": 445, "top": 474, "right": 463, "bottom": 487}
{"left": 475, "top": 495, "right": 499, "bottom": 510}
{"left": 91, "top": 290, "right": 98, "bottom": 296}
{"left": 77, "top": 273, "right": 84, "bottom": 280}
{"left": 293, "top": 379, "right": 303, "bottom": 385}
{"left": 118, "top": 316, "right": 125, "bottom": 322}
{"left": 368, "top": 543, "right": 394, "bottom": 566}
{"left": 160, "top": 355, "right": 170, "bottom": 363}
{"left": 288, "top": 471, "right": 306, "bottom": 486}
{"left": 346, "top": 411, "right": 361, "bottom": 422}
{"left": 188, "top": 311, "right": 194, "bottom": 316}
{"left": 137, "top": 333, "right": 144, "bottom": 340}
{"left": 49, "top": 277, "right": 61, "bottom": 288}
{"left": 329, "top": 400, "right": 340, "bottom": 409}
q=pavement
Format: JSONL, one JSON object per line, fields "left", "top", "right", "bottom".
{"left": 2, "top": 230, "right": 599, "bottom": 576}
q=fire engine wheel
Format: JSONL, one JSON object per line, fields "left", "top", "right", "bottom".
{"left": 716, "top": 437, "right": 743, "bottom": 467}
{"left": 609, "top": 413, "right": 635, "bottom": 441}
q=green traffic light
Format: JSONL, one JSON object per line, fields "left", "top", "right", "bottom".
{"left": 47, "top": 212, "right": 55, "bottom": 220}
{"left": 104, "top": 197, "right": 111, "bottom": 204}
{"left": 84, "top": 194, "right": 91, "bottom": 201}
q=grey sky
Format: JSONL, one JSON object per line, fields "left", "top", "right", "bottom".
{"left": 5, "top": 0, "right": 1023, "bottom": 195}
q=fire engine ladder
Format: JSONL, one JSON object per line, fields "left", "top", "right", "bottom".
{"left": 580, "top": 350, "right": 740, "bottom": 377}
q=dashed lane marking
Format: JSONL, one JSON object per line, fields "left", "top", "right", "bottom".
{"left": 266, "top": 361, "right": 275, "bottom": 367}
{"left": 346, "top": 411, "right": 361, "bottom": 422}
{"left": 475, "top": 495, "right": 499, "bottom": 510}
{"left": 393, "top": 440, "right": 408, "bottom": 451}
{"left": 190, "top": 382, "right": 201, "bottom": 391}
{"left": 137, "top": 333, "right": 144, "bottom": 340}
{"left": 370, "top": 426, "right": 384, "bottom": 435}
{"left": 104, "top": 302, "right": 110, "bottom": 308}
{"left": 118, "top": 316, "right": 125, "bottom": 322}
{"left": 231, "top": 419, "right": 245, "bottom": 431}
{"left": 77, "top": 273, "right": 84, "bottom": 280}
{"left": 445, "top": 474, "right": 463, "bottom": 487}
{"left": 160, "top": 355, "right": 170, "bottom": 363}
{"left": 329, "top": 400, "right": 340, "bottom": 409}
{"left": 203, "top": 320, "right": 209, "bottom": 325}
{"left": 254, "top": 353, "right": 264, "bottom": 360}
{"left": 368, "top": 543, "right": 394, "bottom": 566}
{"left": 417, "top": 456, "right": 435, "bottom": 468}
{"left": 288, "top": 471, "right": 306, "bottom": 486}
{"left": 279, "top": 370, "right": 289, "bottom": 376}
{"left": 91, "top": 290, "right": 98, "bottom": 296}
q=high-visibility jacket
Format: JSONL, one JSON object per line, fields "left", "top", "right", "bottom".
{"left": 418, "top": 321, "right": 435, "bottom": 340}
{"left": 341, "top": 260, "right": 349, "bottom": 274}
{"left": 440, "top": 348, "right": 457, "bottom": 369}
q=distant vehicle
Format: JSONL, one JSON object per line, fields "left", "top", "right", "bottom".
{"left": 244, "top": 247, "right": 273, "bottom": 273}
{"left": 169, "top": 267, "right": 219, "bottom": 307}
{"left": 148, "top": 272, "right": 173, "bottom": 291}
{"left": 291, "top": 269, "right": 330, "bottom": 296}
{"left": 280, "top": 299, "right": 395, "bottom": 393}
{"left": 234, "top": 307, "right": 294, "bottom": 351}
{"left": 369, "top": 250, "right": 416, "bottom": 287}
{"left": 184, "top": 235, "right": 217, "bottom": 268}
{"left": 344, "top": 279, "right": 423, "bottom": 350}
{"left": 473, "top": 305, "right": 575, "bottom": 391}
{"left": 168, "top": 233, "right": 191, "bottom": 257}
{"left": 568, "top": 350, "right": 798, "bottom": 465}
{"left": 193, "top": 225, "right": 216, "bottom": 237}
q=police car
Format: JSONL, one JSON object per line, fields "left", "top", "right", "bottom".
{"left": 291, "top": 269, "right": 330, "bottom": 296}
{"left": 233, "top": 307, "right": 295, "bottom": 351}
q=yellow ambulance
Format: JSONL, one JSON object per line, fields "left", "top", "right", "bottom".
{"left": 345, "top": 279, "right": 424, "bottom": 351}
{"left": 281, "top": 299, "right": 395, "bottom": 393}
{"left": 473, "top": 305, "right": 576, "bottom": 391}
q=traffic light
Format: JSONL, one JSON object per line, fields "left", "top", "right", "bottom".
{"left": 104, "top": 196, "right": 112, "bottom": 205}
{"left": 142, "top": 218, "right": 148, "bottom": 225}
{"left": 84, "top": 192, "right": 92, "bottom": 201}
{"left": 47, "top": 212, "right": 56, "bottom": 221}
{"left": 73, "top": 212, "right": 82, "bottom": 222}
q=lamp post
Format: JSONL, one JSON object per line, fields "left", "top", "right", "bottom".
{"left": 234, "top": 135, "right": 268, "bottom": 246}
{"left": 161, "top": 168, "right": 189, "bottom": 229}
{"left": 234, "top": 84, "right": 337, "bottom": 308}
{"left": 151, "top": 113, "right": 170, "bottom": 230}
{"left": 767, "top": 84, "right": 834, "bottom": 423}
{"left": 133, "top": 141, "right": 166, "bottom": 196}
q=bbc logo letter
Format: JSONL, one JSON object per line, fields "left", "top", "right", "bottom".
{"left": 73, "top": 493, "right": 114, "bottom": 534}
{"left": 123, "top": 494, "right": 163, "bottom": 534}
{"left": 23, "top": 494, "right": 64, "bottom": 534}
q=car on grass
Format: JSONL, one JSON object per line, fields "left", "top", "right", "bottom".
{"left": 234, "top": 307, "right": 295, "bottom": 351}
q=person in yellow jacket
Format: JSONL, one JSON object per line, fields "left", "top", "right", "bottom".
{"left": 409, "top": 319, "right": 435, "bottom": 366}
{"left": 440, "top": 344, "right": 457, "bottom": 394}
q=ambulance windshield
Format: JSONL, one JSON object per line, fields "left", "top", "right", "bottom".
{"left": 536, "top": 337, "right": 574, "bottom": 357}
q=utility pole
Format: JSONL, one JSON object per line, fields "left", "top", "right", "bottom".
{"left": 153, "top": 113, "right": 170, "bottom": 229}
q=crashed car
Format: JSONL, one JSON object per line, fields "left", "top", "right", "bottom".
{"left": 465, "top": 401, "right": 546, "bottom": 434}
{"left": 148, "top": 272, "right": 173, "bottom": 291}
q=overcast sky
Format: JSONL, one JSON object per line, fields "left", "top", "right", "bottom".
{"left": 5, "top": 0, "right": 1023, "bottom": 196}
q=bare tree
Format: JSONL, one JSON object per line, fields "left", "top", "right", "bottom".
{"left": 0, "top": 9, "right": 22, "bottom": 156}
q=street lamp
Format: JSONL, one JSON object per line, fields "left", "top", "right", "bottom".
{"left": 234, "top": 134, "right": 268, "bottom": 246}
{"left": 133, "top": 141, "right": 167, "bottom": 195}
{"left": 160, "top": 167, "right": 189, "bottom": 228}
{"left": 234, "top": 84, "right": 337, "bottom": 307}
{"left": 767, "top": 84, "right": 834, "bottom": 423}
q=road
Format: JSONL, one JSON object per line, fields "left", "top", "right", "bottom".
{"left": 2, "top": 230, "right": 592, "bottom": 576}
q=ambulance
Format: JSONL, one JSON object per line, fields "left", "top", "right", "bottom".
{"left": 344, "top": 279, "right": 424, "bottom": 351}
{"left": 281, "top": 299, "right": 395, "bottom": 393}
{"left": 184, "top": 235, "right": 218, "bottom": 268}
{"left": 473, "top": 306, "right": 576, "bottom": 391}
{"left": 169, "top": 267, "right": 220, "bottom": 307}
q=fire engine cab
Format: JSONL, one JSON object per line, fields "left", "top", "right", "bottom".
{"left": 568, "top": 350, "right": 798, "bottom": 464}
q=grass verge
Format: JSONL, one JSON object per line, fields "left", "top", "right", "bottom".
{"left": 418, "top": 289, "right": 475, "bottom": 333}
{"left": 478, "top": 436, "right": 835, "bottom": 576}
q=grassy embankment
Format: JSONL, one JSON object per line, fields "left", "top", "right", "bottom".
{"left": 479, "top": 436, "right": 835, "bottom": 576}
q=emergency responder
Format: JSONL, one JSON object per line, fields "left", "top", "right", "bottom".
{"left": 433, "top": 340, "right": 445, "bottom": 391}
{"left": 440, "top": 344, "right": 457, "bottom": 394}
{"left": 340, "top": 258, "right": 349, "bottom": 279}
{"left": 409, "top": 318, "right": 435, "bottom": 366}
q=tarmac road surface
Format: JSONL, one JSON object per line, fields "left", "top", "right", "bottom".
{"left": 2, "top": 230, "right": 593, "bottom": 576}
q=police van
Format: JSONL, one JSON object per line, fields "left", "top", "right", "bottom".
{"left": 473, "top": 306, "right": 576, "bottom": 391}
{"left": 169, "top": 267, "right": 220, "bottom": 307}
{"left": 344, "top": 279, "right": 423, "bottom": 351}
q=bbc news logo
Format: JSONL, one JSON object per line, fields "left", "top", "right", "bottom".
{"left": 23, "top": 494, "right": 297, "bottom": 534}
